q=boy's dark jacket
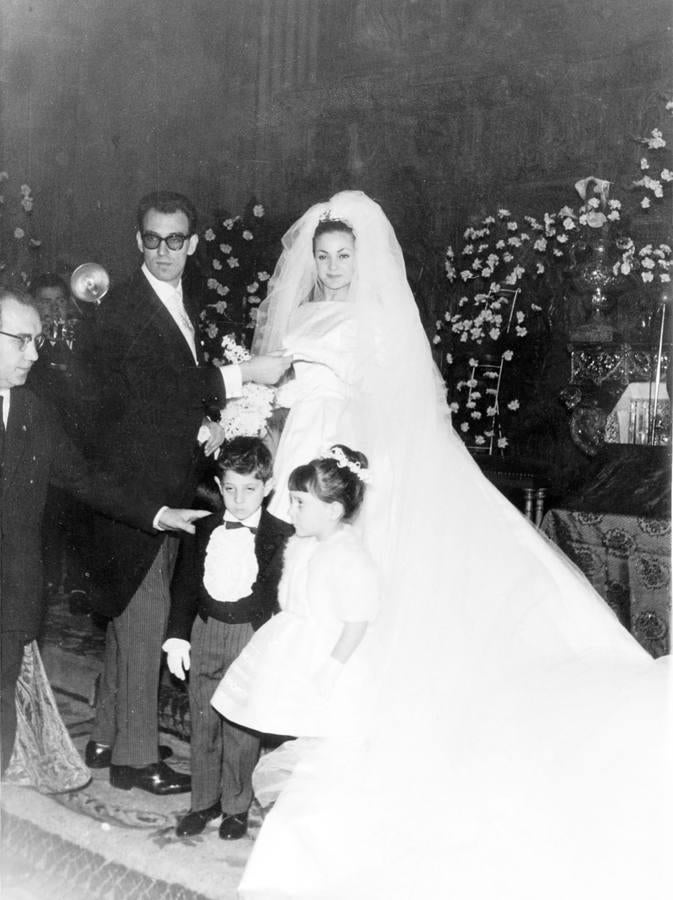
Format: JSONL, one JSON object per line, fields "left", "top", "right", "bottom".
{"left": 166, "top": 505, "right": 293, "bottom": 640}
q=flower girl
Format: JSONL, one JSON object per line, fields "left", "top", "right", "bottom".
{"left": 210, "top": 444, "right": 379, "bottom": 739}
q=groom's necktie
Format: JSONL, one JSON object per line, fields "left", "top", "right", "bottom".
{"left": 0, "top": 395, "right": 5, "bottom": 464}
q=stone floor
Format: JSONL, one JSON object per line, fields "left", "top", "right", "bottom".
{"left": 0, "top": 598, "right": 261, "bottom": 900}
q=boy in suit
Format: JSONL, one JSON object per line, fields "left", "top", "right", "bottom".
{"left": 163, "top": 437, "right": 292, "bottom": 839}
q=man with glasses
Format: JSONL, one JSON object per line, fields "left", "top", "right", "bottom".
{"left": 86, "top": 191, "right": 290, "bottom": 795}
{"left": 0, "top": 288, "right": 210, "bottom": 774}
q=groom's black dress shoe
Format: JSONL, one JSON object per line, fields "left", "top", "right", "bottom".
{"left": 219, "top": 811, "right": 248, "bottom": 840}
{"left": 175, "top": 802, "right": 222, "bottom": 837}
{"left": 109, "top": 761, "right": 191, "bottom": 794}
{"left": 85, "top": 741, "right": 172, "bottom": 768}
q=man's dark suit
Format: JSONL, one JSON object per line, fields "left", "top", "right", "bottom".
{"left": 0, "top": 386, "right": 156, "bottom": 770}
{"left": 88, "top": 268, "right": 227, "bottom": 766}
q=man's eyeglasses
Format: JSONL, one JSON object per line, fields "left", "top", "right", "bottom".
{"left": 0, "top": 330, "right": 46, "bottom": 351}
{"left": 141, "top": 232, "right": 191, "bottom": 251}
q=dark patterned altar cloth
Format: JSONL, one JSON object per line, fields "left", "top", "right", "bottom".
{"left": 541, "top": 510, "right": 671, "bottom": 658}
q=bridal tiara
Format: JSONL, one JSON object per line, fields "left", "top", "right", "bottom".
{"left": 324, "top": 446, "right": 371, "bottom": 483}
{"left": 318, "top": 209, "right": 353, "bottom": 229}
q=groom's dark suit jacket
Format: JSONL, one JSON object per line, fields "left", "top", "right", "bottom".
{"left": 88, "top": 269, "right": 227, "bottom": 617}
{"left": 0, "top": 386, "right": 157, "bottom": 639}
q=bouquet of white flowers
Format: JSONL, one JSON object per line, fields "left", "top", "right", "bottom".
{"left": 218, "top": 334, "right": 276, "bottom": 439}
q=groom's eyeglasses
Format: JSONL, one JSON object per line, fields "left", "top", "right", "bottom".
{"left": 141, "top": 232, "right": 191, "bottom": 251}
{"left": 0, "top": 330, "right": 47, "bottom": 351}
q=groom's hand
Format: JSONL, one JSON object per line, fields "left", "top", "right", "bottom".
{"left": 240, "top": 352, "right": 291, "bottom": 385}
{"left": 158, "top": 508, "right": 212, "bottom": 534}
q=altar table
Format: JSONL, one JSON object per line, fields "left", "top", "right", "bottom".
{"left": 541, "top": 509, "right": 671, "bottom": 658}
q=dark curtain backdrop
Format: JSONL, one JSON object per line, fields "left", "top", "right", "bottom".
{"left": 1, "top": 0, "right": 670, "bottom": 281}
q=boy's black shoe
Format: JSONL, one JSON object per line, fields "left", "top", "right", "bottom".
{"left": 175, "top": 802, "right": 222, "bottom": 837}
{"left": 219, "top": 811, "right": 248, "bottom": 840}
{"left": 109, "top": 761, "right": 190, "bottom": 794}
{"left": 85, "top": 740, "right": 172, "bottom": 768}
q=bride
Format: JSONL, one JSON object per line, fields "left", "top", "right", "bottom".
{"left": 239, "top": 191, "right": 669, "bottom": 899}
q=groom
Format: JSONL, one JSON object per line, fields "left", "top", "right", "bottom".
{"left": 87, "top": 191, "right": 289, "bottom": 794}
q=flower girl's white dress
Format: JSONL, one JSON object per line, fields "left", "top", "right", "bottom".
{"left": 211, "top": 526, "right": 379, "bottom": 737}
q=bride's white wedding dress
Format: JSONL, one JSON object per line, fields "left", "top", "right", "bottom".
{"left": 239, "top": 192, "right": 669, "bottom": 900}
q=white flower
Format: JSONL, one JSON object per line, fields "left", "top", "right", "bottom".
{"left": 207, "top": 278, "right": 219, "bottom": 290}
{"left": 204, "top": 228, "right": 215, "bottom": 241}
{"left": 460, "top": 270, "right": 474, "bottom": 281}
{"left": 217, "top": 284, "right": 229, "bottom": 296}
{"left": 449, "top": 401, "right": 459, "bottom": 413}
{"left": 507, "top": 399, "right": 520, "bottom": 411}
{"left": 253, "top": 204, "right": 265, "bottom": 217}
{"left": 607, "top": 210, "right": 620, "bottom": 221}
{"left": 13, "top": 227, "right": 24, "bottom": 239}
{"left": 219, "top": 243, "right": 232, "bottom": 254}
{"left": 608, "top": 199, "right": 622, "bottom": 209}
{"left": 432, "top": 335, "right": 441, "bottom": 344}
{"left": 242, "top": 230, "right": 253, "bottom": 240}
{"left": 641, "top": 196, "right": 651, "bottom": 209}
{"left": 515, "top": 326, "right": 528, "bottom": 337}
{"left": 556, "top": 233, "right": 568, "bottom": 243}
{"left": 446, "top": 353, "right": 453, "bottom": 364}
{"left": 227, "top": 257, "right": 240, "bottom": 268}
{"left": 258, "top": 270, "right": 270, "bottom": 281}
{"left": 223, "top": 218, "right": 234, "bottom": 229}
{"left": 640, "top": 157, "right": 650, "bottom": 170}
{"left": 661, "top": 273, "right": 671, "bottom": 283}
{"left": 460, "top": 422, "right": 470, "bottom": 433}
{"left": 486, "top": 406, "right": 497, "bottom": 417}
{"left": 20, "top": 196, "right": 33, "bottom": 212}
{"left": 20, "top": 183, "right": 31, "bottom": 196}
{"left": 481, "top": 267, "right": 492, "bottom": 278}
{"left": 502, "top": 350, "right": 514, "bottom": 361}
{"left": 646, "top": 128, "right": 666, "bottom": 149}
{"left": 642, "top": 272, "right": 654, "bottom": 283}
{"left": 507, "top": 221, "right": 518, "bottom": 231}
{"left": 497, "top": 208, "right": 511, "bottom": 218}
{"left": 213, "top": 300, "right": 228, "bottom": 313}
{"left": 247, "top": 281, "right": 259, "bottom": 293}
{"left": 497, "top": 437, "right": 509, "bottom": 449}
{"left": 536, "top": 262, "right": 545, "bottom": 274}
{"left": 489, "top": 327, "right": 501, "bottom": 340}
{"left": 468, "top": 357, "right": 479, "bottom": 366}
{"left": 661, "top": 169, "right": 673, "bottom": 182}
{"left": 534, "top": 238, "right": 547, "bottom": 252}
{"left": 474, "top": 435, "right": 486, "bottom": 445}
{"left": 212, "top": 259, "right": 223, "bottom": 270}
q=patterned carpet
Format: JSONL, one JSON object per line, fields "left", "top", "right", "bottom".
{"left": 0, "top": 596, "right": 263, "bottom": 900}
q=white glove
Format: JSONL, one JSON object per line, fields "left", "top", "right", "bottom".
{"left": 162, "top": 638, "right": 191, "bottom": 680}
{"left": 313, "top": 657, "right": 344, "bottom": 698}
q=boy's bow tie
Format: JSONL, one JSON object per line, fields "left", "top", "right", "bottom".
{"left": 225, "top": 520, "right": 257, "bottom": 535}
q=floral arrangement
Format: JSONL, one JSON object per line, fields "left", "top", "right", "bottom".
{"left": 198, "top": 200, "right": 273, "bottom": 359}
{"left": 0, "top": 173, "right": 41, "bottom": 288}
{"left": 434, "top": 93, "right": 673, "bottom": 454}
{"left": 216, "top": 334, "right": 276, "bottom": 440}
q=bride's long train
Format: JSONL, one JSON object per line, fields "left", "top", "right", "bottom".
{"left": 239, "top": 191, "right": 670, "bottom": 899}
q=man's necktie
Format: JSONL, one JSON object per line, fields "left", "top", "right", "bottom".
{"left": 0, "top": 395, "right": 5, "bottom": 463}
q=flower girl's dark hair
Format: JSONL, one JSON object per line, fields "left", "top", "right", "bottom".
{"left": 288, "top": 444, "right": 369, "bottom": 522}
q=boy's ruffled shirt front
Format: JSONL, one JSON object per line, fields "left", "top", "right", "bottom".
{"left": 203, "top": 526, "right": 259, "bottom": 603}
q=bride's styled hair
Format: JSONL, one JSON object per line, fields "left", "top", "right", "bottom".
{"left": 312, "top": 218, "right": 355, "bottom": 252}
